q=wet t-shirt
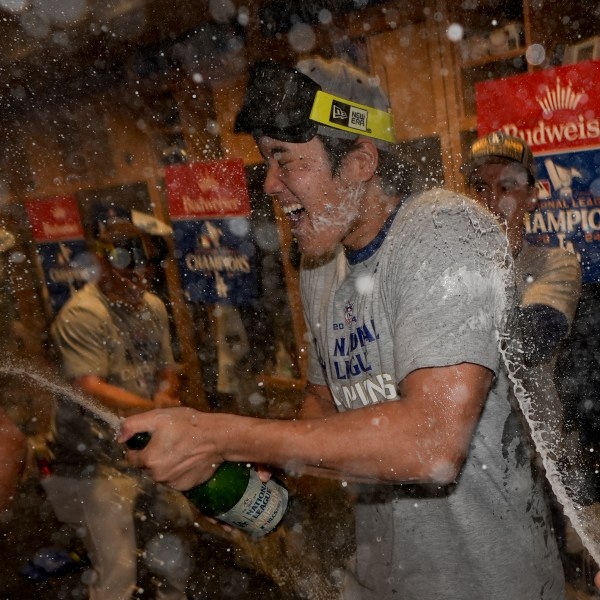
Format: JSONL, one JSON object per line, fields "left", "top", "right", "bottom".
{"left": 301, "top": 189, "right": 565, "bottom": 600}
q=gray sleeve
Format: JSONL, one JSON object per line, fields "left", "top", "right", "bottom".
{"left": 387, "top": 193, "right": 510, "bottom": 383}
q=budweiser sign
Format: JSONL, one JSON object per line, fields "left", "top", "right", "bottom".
{"left": 476, "top": 60, "right": 600, "bottom": 153}
{"left": 165, "top": 159, "right": 250, "bottom": 220}
{"left": 24, "top": 196, "right": 84, "bottom": 243}
{"left": 476, "top": 59, "right": 600, "bottom": 283}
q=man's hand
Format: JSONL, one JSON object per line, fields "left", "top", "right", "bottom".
{"left": 119, "top": 407, "right": 224, "bottom": 491}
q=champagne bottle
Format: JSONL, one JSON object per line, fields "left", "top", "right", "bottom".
{"left": 126, "top": 432, "right": 288, "bottom": 537}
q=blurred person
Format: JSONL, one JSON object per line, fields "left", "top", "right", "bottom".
{"left": 120, "top": 57, "right": 566, "bottom": 599}
{"left": 463, "top": 132, "right": 596, "bottom": 589}
{"left": 462, "top": 131, "right": 581, "bottom": 367}
{"left": 45, "top": 222, "right": 193, "bottom": 600}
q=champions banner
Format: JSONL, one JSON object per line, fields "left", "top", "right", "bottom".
{"left": 24, "top": 195, "right": 91, "bottom": 313}
{"left": 476, "top": 59, "right": 600, "bottom": 283}
{"left": 165, "top": 159, "right": 258, "bottom": 304}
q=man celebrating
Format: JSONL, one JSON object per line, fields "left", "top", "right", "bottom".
{"left": 121, "top": 57, "right": 566, "bottom": 599}
{"left": 462, "top": 131, "right": 581, "bottom": 366}
{"left": 46, "top": 221, "right": 192, "bottom": 600}
{"left": 464, "top": 130, "right": 588, "bottom": 584}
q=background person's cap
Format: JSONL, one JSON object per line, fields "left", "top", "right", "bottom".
{"left": 462, "top": 131, "right": 536, "bottom": 180}
{"left": 296, "top": 56, "right": 396, "bottom": 150}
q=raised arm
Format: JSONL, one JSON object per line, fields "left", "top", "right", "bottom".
{"left": 120, "top": 362, "right": 491, "bottom": 490}
{"left": 75, "top": 373, "right": 180, "bottom": 418}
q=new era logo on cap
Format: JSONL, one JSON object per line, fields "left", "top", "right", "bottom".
{"left": 329, "top": 100, "right": 368, "bottom": 132}
{"left": 332, "top": 104, "right": 348, "bottom": 121}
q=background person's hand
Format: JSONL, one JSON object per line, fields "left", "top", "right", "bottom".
{"left": 153, "top": 391, "right": 181, "bottom": 408}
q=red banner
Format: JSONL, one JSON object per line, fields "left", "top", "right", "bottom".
{"left": 165, "top": 159, "right": 250, "bottom": 220}
{"left": 476, "top": 59, "right": 600, "bottom": 283}
{"left": 24, "top": 196, "right": 84, "bottom": 242}
{"left": 476, "top": 59, "right": 600, "bottom": 154}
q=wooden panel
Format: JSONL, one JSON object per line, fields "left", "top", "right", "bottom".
{"left": 23, "top": 111, "right": 65, "bottom": 193}
{"left": 211, "top": 76, "right": 262, "bottom": 165}
{"left": 144, "top": 178, "right": 209, "bottom": 410}
{"left": 367, "top": 24, "right": 440, "bottom": 140}
{"left": 174, "top": 84, "right": 223, "bottom": 163}
{"left": 105, "top": 99, "right": 157, "bottom": 180}
{"left": 432, "top": 0, "right": 467, "bottom": 192}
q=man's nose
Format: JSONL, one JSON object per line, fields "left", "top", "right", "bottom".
{"left": 130, "top": 267, "right": 149, "bottom": 286}
{"left": 263, "top": 165, "right": 283, "bottom": 196}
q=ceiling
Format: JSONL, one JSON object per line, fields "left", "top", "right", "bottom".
{"left": 0, "top": 1, "right": 219, "bottom": 103}
{"left": 5, "top": 0, "right": 583, "bottom": 114}
{"left": 0, "top": 0, "right": 428, "bottom": 112}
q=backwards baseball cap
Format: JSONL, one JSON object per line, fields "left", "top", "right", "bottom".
{"left": 234, "top": 57, "right": 396, "bottom": 150}
{"left": 462, "top": 131, "right": 536, "bottom": 181}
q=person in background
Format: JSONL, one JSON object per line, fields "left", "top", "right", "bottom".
{"left": 45, "top": 221, "right": 193, "bottom": 600}
{"left": 463, "top": 132, "right": 591, "bottom": 588}
{"left": 120, "top": 56, "right": 566, "bottom": 599}
{"left": 462, "top": 131, "right": 581, "bottom": 367}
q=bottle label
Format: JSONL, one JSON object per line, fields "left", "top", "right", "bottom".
{"left": 216, "top": 469, "right": 288, "bottom": 536}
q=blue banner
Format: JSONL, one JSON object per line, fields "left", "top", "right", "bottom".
{"left": 526, "top": 149, "right": 600, "bottom": 284}
{"left": 172, "top": 217, "right": 258, "bottom": 305}
{"left": 36, "top": 240, "right": 93, "bottom": 313}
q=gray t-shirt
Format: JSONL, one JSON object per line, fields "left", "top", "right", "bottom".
{"left": 301, "top": 189, "right": 565, "bottom": 600}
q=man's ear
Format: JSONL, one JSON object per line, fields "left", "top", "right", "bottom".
{"left": 343, "top": 138, "right": 379, "bottom": 183}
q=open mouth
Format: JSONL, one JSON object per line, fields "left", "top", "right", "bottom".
{"left": 282, "top": 203, "right": 305, "bottom": 221}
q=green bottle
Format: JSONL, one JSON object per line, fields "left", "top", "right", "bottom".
{"left": 126, "top": 432, "right": 288, "bottom": 537}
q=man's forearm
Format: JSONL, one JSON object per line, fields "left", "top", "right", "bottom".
{"left": 76, "top": 375, "right": 154, "bottom": 416}
{"left": 121, "top": 363, "right": 490, "bottom": 490}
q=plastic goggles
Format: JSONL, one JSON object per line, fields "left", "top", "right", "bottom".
{"left": 234, "top": 60, "right": 395, "bottom": 144}
{"left": 96, "top": 238, "right": 148, "bottom": 271}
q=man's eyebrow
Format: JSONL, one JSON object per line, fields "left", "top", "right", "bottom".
{"left": 262, "top": 145, "right": 291, "bottom": 159}
{"left": 498, "top": 175, "right": 524, "bottom": 184}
